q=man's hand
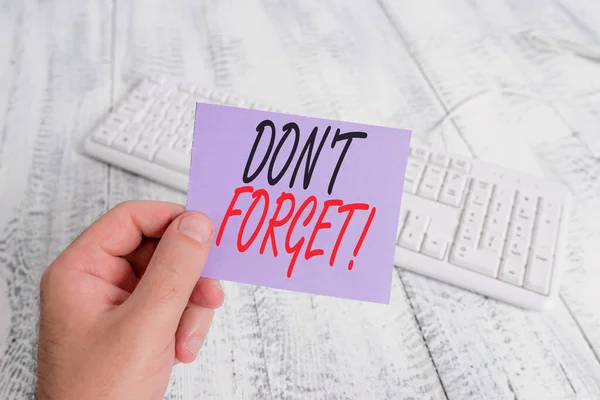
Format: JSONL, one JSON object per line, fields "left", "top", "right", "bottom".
{"left": 36, "top": 201, "right": 224, "bottom": 400}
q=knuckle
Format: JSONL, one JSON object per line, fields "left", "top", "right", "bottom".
{"left": 113, "top": 200, "right": 137, "bottom": 213}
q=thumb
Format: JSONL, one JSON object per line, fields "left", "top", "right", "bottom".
{"left": 127, "top": 212, "right": 214, "bottom": 332}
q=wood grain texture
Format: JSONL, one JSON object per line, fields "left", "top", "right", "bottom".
{"left": 467, "top": 0, "right": 600, "bottom": 366}
{"left": 379, "top": 0, "right": 600, "bottom": 399}
{"left": 0, "top": 0, "right": 113, "bottom": 398}
{"left": 2, "top": 0, "right": 600, "bottom": 399}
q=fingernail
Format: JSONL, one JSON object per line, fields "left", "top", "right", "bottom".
{"left": 212, "top": 280, "right": 224, "bottom": 294}
{"left": 185, "top": 336, "right": 203, "bottom": 356}
{"left": 178, "top": 213, "right": 213, "bottom": 244}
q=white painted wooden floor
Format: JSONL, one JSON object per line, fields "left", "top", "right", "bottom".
{"left": 2, "top": 1, "right": 600, "bottom": 399}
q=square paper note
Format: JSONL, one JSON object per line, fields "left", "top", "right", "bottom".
{"left": 186, "top": 103, "right": 411, "bottom": 303}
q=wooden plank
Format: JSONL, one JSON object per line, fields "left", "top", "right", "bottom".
{"left": 112, "top": 0, "right": 459, "bottom": 398}
{"left": 464, "top": 0, "right": 600, "bottom": 368}
{"left": 378, "top": 0, "right": 600, "bottom": 398}
{"left": 0, "top": 0, "right": 113, "bottom": 398}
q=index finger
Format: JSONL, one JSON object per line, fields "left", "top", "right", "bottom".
{"left": 73, "top": 200, "right": 185, "bottom": 257}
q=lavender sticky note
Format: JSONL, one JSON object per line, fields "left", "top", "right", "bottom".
{"left": 186, "top": 103, "right": 411, "bottom": 303}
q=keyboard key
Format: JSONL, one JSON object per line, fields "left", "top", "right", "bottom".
{"left": 91, "top": 127, "right": 118, "bottom": 145}
{"left": 405, "top": 160, "right": 425, "bottom": 180}
{"left": 489, "top": 188, "right": 515, "bottom": 215}
{"left": 138, "top": 125, "right": 156, "bottom": 140}
{"left": 156, "top": 131, "right": 178, "bottom": 146}
{"left": 173, "top": 137, "right": 192, "bottom": 154}
{"left": 462, "top": 206, "right": 486, "bottom": 230}
{"left": 514, "top": 207, "right": 536, "bottom": 226}
{"left": 398, "top": 226, "right": 425, "bottom": 251}
{"left": 153, "top": 147, "right": 191, "bottom": 173}
{"left": 515, "top": 191, "right": 538, "bottom": 222}
{"left": 410, "top": 147, "right": 429, "bottom": 161}
{"left": 498, "top": 257, "right": 525, "bottom": 286}
{"left": 467, "top": 190, "right": 490, "bottom": 209}
{"left": 430, "top": 153, "right": 450, "bottom": 167}
{"left": 147, "top": 115, "right": 166, "bottom": 130}
{"left": 111, "top": 134, "right": 137, "bottom": 153}
{"left": 406, "top": 213, "right": 431, "bottom": 231}
{"left": 428, "top": 220, "right": 457, "bottom": 243}
{"left": 177, "top": 119, "right": 194, "bottom": 134}
{"left": 455, "top": 224, "right": 480, "bottom": 247}
{"left": 418, "top": 165, "right": 446, "bottom": 199}
{"left": 439, "top": 185, "right": 463, "bottom": 207}
{"left": 507, "top": 220, "right": 533, "bottom": 245}
{"left": 124, "top": 123, "right": 144, "bottom": 138}
{"left": 104, "top": 114, "right": 129, "bottom": 131}
{"left": 421, "top": 235, "right": 448, "bottom": 260}
{"left": 424, "top": 165, "right": 446, "bottom": 179}
{"left": 532, "top": 213, "right": 559, "bottom": 248}
{"left": 472, "top": 179, "right": 494, "bottom": 197}
{"left": 480, "top": 230, "right": 504, "bottom": 255}
{"left": 118, "top": 102, "right": 145, "bottom": 119}
{"left": 503, "top": 239, "right": 528, "bottom": 263}
{"left": 450, "top": 158, "right": 471, "bottom": 173}
{"left": 159, "top": 119, "right": 179, "bottom": 135}
{"left": 524, "top": 247, "right": 553, "bottom": 294}
{"left": 403, "top": 177, "right": 419, "bottom": 194}
{"left": 417, "top": 180, "right": 443, "bottom": 200}
{"left": 446, "top": 171, "right": 468, "bottom": 190}
{"left": 484, "top": 212, "right": 510, "bottom": 233}
{"left": 132, "top": 141, "right": 158, "bottom": 160}
{"left": 449, "top": 245, "right": 499, "bottom": 277}
{"left": 539, "top": 198, "right": 561, "bottom": 219}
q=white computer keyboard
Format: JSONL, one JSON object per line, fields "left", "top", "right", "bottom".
{"left": 83, "top": 76, "right": 571, "bottom": 311}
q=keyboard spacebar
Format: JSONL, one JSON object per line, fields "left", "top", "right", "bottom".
{"left": 153, "top": 147, "right": 190, "bottom": 173}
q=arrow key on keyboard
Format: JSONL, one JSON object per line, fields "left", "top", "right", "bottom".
{"left": 406, "top": 213, "right": 431, "bottom": 231}
{"left": 398, "top": 226, "right": 425, "bottom": 252}
{"left": 421, "top": 235, "right": 448, "bottom": 260}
